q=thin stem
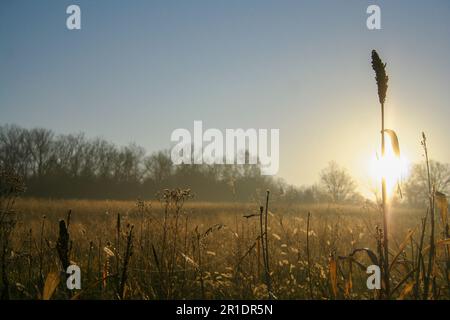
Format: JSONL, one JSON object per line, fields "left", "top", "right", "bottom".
{"left": 259, "top": 205, "right": 266, "bottom": 286}
{"left": 264, "top": 191, "right": 272, "bottom": 299}
{"left": 381, "top": 102, "right": 390, "bottom": 298}
{"left": 422, "top": 134, "right": 435, "bottom": 299}
{"left": 306, "top": 211, "right": 313, "bottom": 299}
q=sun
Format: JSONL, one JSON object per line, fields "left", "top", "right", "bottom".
{"left": 369, "top": 135, "right": 410, "bottom": 198}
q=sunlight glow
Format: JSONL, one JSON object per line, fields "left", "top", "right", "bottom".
{"left": 369, "top": 135, "right": 409, "bottom": 199}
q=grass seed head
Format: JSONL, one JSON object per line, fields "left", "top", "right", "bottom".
{"left": 371, "top": 50, "right": 389, "bottom": 105}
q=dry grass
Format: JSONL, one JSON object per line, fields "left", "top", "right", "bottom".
{"left": 3, "top": 195, "right": 448, "bottom": 300}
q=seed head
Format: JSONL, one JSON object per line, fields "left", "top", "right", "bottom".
{"left": 371, "top": 50, "right": 389, "bottom": 105}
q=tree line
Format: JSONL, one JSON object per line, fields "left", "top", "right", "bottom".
{"left": 0, "top": 124, "right": 448, "bottom": 205}
{"left": 0, "top": 124, "right": 279, "bottom": 201}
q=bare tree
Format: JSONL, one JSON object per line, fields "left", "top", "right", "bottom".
{"left": 0, "top": 125, "right": 30, "bottom": 176}
{"left": 320, "top": 161, "right": 356, "bottom": 203}
{"left": 27, "top": 128, "right": 54, "bottom": 178}
{"left": 144, "top": 150, "right": 172, "bottom": 186}
{"left": 114, "top": 144, "right": 145, "bottom": 183}
{"left": 404, "top": 160, "right": 450, "bottom": 206}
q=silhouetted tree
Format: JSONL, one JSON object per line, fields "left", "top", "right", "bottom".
{"left": 404, "top": 160, "right": 450, "bottom": 206}
{"left": 320, "top": 161, "right": 356, "bottom": 203}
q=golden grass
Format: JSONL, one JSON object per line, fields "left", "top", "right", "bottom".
{"left": 6, "top": 196, "right": 445, "bottom": 300}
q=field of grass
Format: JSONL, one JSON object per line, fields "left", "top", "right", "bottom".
{"left": 3, "top": 193, "right": 448, "bottom": 300}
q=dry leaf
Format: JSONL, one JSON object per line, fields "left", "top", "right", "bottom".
{"left": 42, "top": 272, "right": 60, "bottom": 300}
{"left": 383, "top": 129, "right": 400, "bottom": 156}
{"left": 398, "top": 282, "right": 414, "bottom": 300}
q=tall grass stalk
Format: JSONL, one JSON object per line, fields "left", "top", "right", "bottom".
{"left": 259, "top": 190, "right": 272, "bottom": 299}
{"left": 264, "top": 190, "right": 272, "bottom": 298}
{"left": 371, "top": 50, "right": 390, "bottom": 298}
{"left": 38, "top": 215, "right": 46, "bottom": 287}
{"left": 306, "top": 211, "right": 313, "bottom": 299}
{"left": 118, "top": 225, "right": 133, "bottom": 299}
{"left": 421, "top": 132, "right": 436, "bottom": 299}
{"left": 259, "top": 206, "right": 268, "bottom": 297}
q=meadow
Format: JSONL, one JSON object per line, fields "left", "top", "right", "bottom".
{"left": 3, "top": 192, "right": 448, "bottom": 300}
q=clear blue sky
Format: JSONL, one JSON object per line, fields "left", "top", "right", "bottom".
{"left": 1, "top": 0, "right": 450, "bottom": 192}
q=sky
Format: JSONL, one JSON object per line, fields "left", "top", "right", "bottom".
{"left": 1, "top": 0, "right": 450, "bottom": 195}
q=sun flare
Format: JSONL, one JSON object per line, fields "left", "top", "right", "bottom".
{"left": 369, "top": 136, "right": 409, "bottom": 198}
